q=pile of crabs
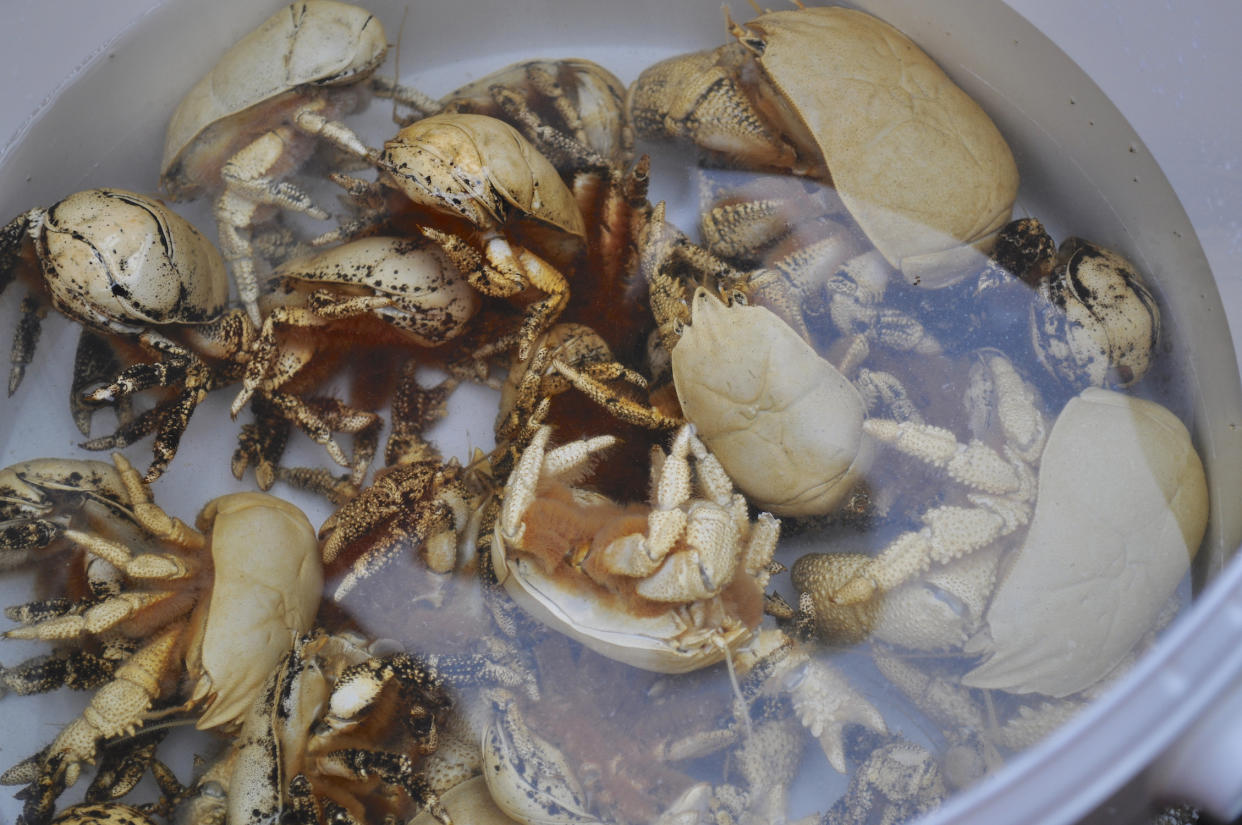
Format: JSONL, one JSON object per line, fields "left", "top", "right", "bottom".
{"left": 0, "top": 2, "right": 1212, "bottom": 825}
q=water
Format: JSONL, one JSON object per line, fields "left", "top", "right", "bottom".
{"left": 0, "top": 6, "right": 1212, "bottom": 824}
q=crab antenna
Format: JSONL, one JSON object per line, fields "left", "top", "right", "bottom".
{"left": 726, "top": 6, "right": 760, "bottom": 44}
{"left": 389, "top": 6, "right": 410, "bottom": 126}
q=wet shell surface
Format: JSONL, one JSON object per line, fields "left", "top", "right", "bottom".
{"left": 496, "top": 555, "right": 754, "bottom": 674}
{"left": 1031, "top": 238, "right": 1162, "bottom": 389}
{"left": 161, "top": 0, "right": 387, "bottom": 193}
{"left": 670, "top": 289, "right": 873, "bottom": 517}
{"left": 192, "top": 491, "right": 323, "bottom": 729}
{"left": 734, "top": 6, "right": 1019, "bottom": 284}
{"left": 379, "top": 113, "right": 588, "bottom": 239}
{"left": 39, "top": 188, "right": 229, "bottom": 332}
{"left": 268, "top": 236, "right": 482, "bottom": 346}
{"left": 963, "top": 388, "right": 1208, "bottom": 697}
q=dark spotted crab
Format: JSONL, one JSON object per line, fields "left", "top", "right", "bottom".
{"left": 0, "top": 188, "right": 253, "bottom": 481}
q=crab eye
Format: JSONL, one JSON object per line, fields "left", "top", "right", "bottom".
{"left": 200, "top": 780, "right": 226, "bottom": 799}
{"left": 726, "top": 289, "right": 748, "bottom": 307}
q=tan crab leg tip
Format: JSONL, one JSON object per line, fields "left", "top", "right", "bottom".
{"left": 831, "top": 576, "right": 878, "bottom": 606}
{"left": 229, "top": 386, "right": 255, "bottom": 418}
{"left": 499, "top": 426, "right": 553, "bottom": 543}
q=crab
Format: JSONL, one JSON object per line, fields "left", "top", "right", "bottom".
{"left": 374, "top": 57, "right": 658, "bottom": 355}
{"left": 474, "top": 642, "right": 723, "bottom": 825}
{"left": 186, "top": 631, "right": 438, "bottom": 825}
{"left": 481, "top": 690, "right": 606, "bottom": 825}
{"left": 0, "top": 453, "right": 321, "bottom": 824}
{"left": 910, "top": 217, "right": 1164, "bottom": 394}
{"left": 491, "top": 422, "right": 780, "bottom": 673}
{"left": 1021, "top": 225, "right": 1162, "bottom": 390}
{"left": 405, "top": 776, "right": 516, "bottom": 825}
{"left": 28, "top": 732, "right": 186, "bottom": 825}
{"left": 820, "top": 728, "right": 947, "bottom": 825}
{"left": 645, "top": 629, "right": 890, "bottom": 823}
{"left": 494, "top": 322, "right": 678, "bottom": 501}
{"left": 628, "top": 4, "right": 1019, "bottom": 287}
{"left": 321, "top": 113, "right": 587, "bottom": 361}
{"left": 0, "top": 188, "right": 255, "bottom": 481}
{"left": 962, "top": 388, "right": 1206, "bottom": 695}
{"left": 692, "top": 171, "right": 946, "bottom": 360}
{"left": 780, "top": 345, "right": 1047, "bottom": 623}
{"left": 598, "top": 209, "right": 926, "bottom": 519}
{"left": 224, "top": 234, "right": 482, "bottom": 486}
{"left": 176, "top": 627, "right": 538, "bottom": 825}
{"left": 867, "top": 651, "right": 1089, "bottom": 789}
{"left": 794, "top": 386, "right": 1207, "bottom": 700}
{"left": 43, "top": 803, "right": 160, "bottom": 825}
{"left": 316, "top": 438, "right": 484, "bottom": 602}
{"left": 378, "top": 57, "right": 633, "bottom": 173}
{"left": 479, "top": 632, "right": 716, "bottom": 825}
{"left": 73, "top": 728, "right": 184, "bottom": 818}
{"left": 496, "top": 323, "right": 654, "bottom": 437}
{"left": 160, "top": 0, "right": 391, "bottom": 325}
{"left": 477, "top": 626, "right": 888, "bottom": 825}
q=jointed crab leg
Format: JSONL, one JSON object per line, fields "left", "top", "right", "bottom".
{"left": 825, "top": 353, "right": 1046, "bottom": 605}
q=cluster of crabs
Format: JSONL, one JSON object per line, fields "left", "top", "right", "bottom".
{"left": 0, "top": 2, "right": 1213, "bottom": 825}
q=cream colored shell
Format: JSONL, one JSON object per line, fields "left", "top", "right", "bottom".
{"left": 963, "top": 388, "right": 1208, "bottom": 697}
{"left": 39, "top": 188, "right": 229, "bottom": 333}
{"left": 670, "top": 289, "right": 873, "bottom": 516}
{"left": 1031, "top": 238, "right": 1161, "bottom": 389}
{"left": 0, "top": 457, "right": 129, "bottom": 515}
{"left": 408, "top": 777, "right": 520, "bottom": 825}
{"left": 379, "top": 113, "right": 587, "bottom": 239}
{"left": 190, "top": 491, "right": 323, "bottom": 730}
{"left": 442, "top": 59, "right": 631, "bottom": 166}
{"left": 270, "top": 236, "right": 481, "bottom": 346}
{"left": 482, "top": 702, "right": 601, "bottom": 825}
{"left": 738, "top": 7, "right": 1019, "bottom": 285}
{"left": 493, "top": 554, "right": 753, "bottom": 674}
{"left": 161, "top": 0, "right": 387, "bottom": 190}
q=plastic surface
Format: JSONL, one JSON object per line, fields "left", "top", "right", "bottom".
{"left": 1, "top": 2, "right": 1241, "bottom": 824}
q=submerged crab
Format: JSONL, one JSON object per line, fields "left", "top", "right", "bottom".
{"left": 0, "top": 453, "right": 321, "bottom": 823}
{"left": 479, "top": 627, "right": 888, "bottom": 825}
{"left": 795, "top": 386, "right": 1207, "bottom": 700}
{"left": 629, "top": 4, "right": 1019, "bottom": 286}
{"left": 693, "top": 172, "right": 945, "bottom": 359}
{"left": 820, "top": 729, "right": 947, "bottom": 825}
{"left": 227, "top": 234, "right": 481, "bottom": 485}
{"left": 0, "top": 188, "right": 254, "bottom": 481}
{"left": 787, "top": 347, "right": 1047, "bottom": 616}
{"left": 316, "top": 439, "right": 484, "bottom": 602}
{"left": 491, "top": 422, "right": 779, "bottom": 673}
{"left": 379, "top": 57, "right": 633, "bottom": 173}
{"left": 494, "top": 322, "right": 679, "bottom": 501}
{"left": 376, "top": 57, "right": 656, "bottom": 356}
{"left": 160, "top": 0, "right": 390, "bottom": 325}
{"left": 911, "top": 217, "right": 1164, "bottom": 392}
{"left": 324, "top": 113, "right": 587, "bottom": 361}
{"left": 587, "top": 209, "right": 928, "bottom": 520}
{"left": 1022, "top": 226, "right": 1161, "bottom": 390}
